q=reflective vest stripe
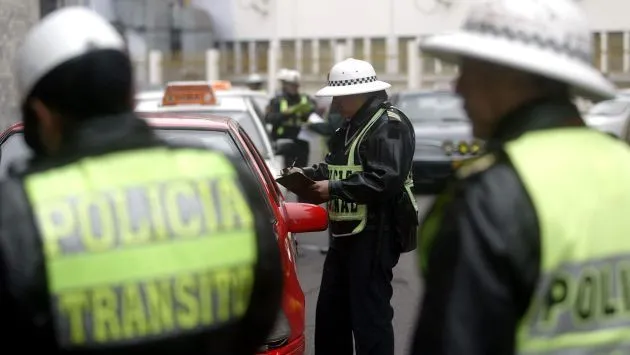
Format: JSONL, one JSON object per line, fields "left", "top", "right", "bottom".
{"left": 503, "top": 129, "right": 630, "bottom": 354}
{"left": 328, "top": 107, "right": 417, "bottom": 237}
{"left": 327, "top": 108, "right": 385, "bottom": 236}
{"left": 25, "top": 147, "right": 257, "bottom": 347}
{"left": 278, "top": 95, "right": 309, "bottom": 127}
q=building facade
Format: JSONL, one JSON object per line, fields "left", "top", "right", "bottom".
{"left": 190, "top": 0, "right": 630, "bottom": 90}
{"left": 0, "top": 0, "right": 39, "bottom": 130}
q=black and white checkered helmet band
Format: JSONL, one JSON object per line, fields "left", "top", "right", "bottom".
{"left": 327, "top": 76, "right": 377, "bottom": 87}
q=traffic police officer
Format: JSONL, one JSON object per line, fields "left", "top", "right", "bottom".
{"left": 292, "top": 58, "right": 417, "bottom": 355}
{"left": 412, "top": 0, "right": 630, "bottom": 354}
{"left": 265, "top": 69, "right": 317, "bottom": 169}
{"left": 0, "top": 7, "right": 283, "bottom": 355}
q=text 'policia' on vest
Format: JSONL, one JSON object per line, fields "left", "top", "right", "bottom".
{"left": 28, "top": 147, "right": 257, "bottom": 347}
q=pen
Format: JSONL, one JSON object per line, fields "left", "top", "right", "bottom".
{"left": 290, "top": 158, "right": 298, "bottom": 169}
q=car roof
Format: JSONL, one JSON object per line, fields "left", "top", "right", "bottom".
{"left": 3, "top": 115, "right": 237, "bottom": 135}
{"left": 135, "top": 95, "right": 249, "bottom": 113}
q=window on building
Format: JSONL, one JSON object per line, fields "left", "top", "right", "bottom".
{"left": 240, "top": 42, "right": 250, "bottom": 73}
{"left": 302, "top": 40, "right": 313, "bottom": 74}
{"left": 371, "top": 38, "right": 386, "bottom": 73}
{"left": 320, "top": 39, "right": 333, "bottom": 74}
{"left": 224, "top": 41, "right": 235, "bottom": 75}
{"left": 398, "top": 37, "right": 415, "bottom": 74}
{"left": 422, "top": 53, "right": 436, "bottom": 75}
{"left": 255, "top": 41, "right": 269, "bottom": 73}
{"left": 608, "top": 32, "right": 624, "bottom": 73}
{"left": 593, "top": 33, "right": 602, "bottom": 71}
{"left": 281, "top": 40, "right": 296, "bottom": 69}
{"left": 353, "top": 38, "right": 364, "bottom": 60}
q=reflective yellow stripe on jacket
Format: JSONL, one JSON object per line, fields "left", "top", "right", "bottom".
{"left": 25, "top": 147, "right": 257, "bottom": 348}
{"left": 328, "top": 108, "right": 416, "bottom": 237}
{"left": 505, "top": 129, "right": 630, "bottom": 354}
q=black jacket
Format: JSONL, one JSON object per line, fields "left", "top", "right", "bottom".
{"left": 0, "top": 113, "right": 283, "bottom": 355}
{"left": 303, "top": 96, "right": 415, "bottom": 237}
{"left": 265, "top": 92, "right": 317, "bottom": 140}
{"left": 412, "top": 98, "right": 585, "bottom": 355}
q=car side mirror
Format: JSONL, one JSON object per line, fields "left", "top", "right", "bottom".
{"left": 285, "top": 202, "right": 328, "bottom": 234}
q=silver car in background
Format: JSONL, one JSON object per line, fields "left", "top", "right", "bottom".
{"left": 390, "top": 90, "right": 483, "bottom": 194}
{"left": 584, "top": 95, "right": 630, "bottom": 138}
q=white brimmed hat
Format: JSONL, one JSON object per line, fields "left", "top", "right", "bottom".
{"left": 420, "top": 0, "right": 615, "bottom": 101}
{"left": 316, "top": 58, "right": 391, "bottom": 97}
{"left": 15, "top": 6, "right": 126, "bottom": 102}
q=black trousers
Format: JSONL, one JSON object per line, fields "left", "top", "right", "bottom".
{"left": 280, "top": 138, "right": 310, "bottom": 168}
{"left": 315, "top": 227, "right": 400, "bottom": 355}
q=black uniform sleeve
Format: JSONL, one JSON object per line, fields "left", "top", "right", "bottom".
{"left": 411, "top": 161, "right": 541, "bottom": 355}
{"left": 329, "top": 116, "right": 414, "bottom": 203}
{"left": 303, "top": 163, "right": 329, "bottom": 181}
{"left": 226, "top": 154, "right": 284, "bottom": 355}
{"left": 265, "top": 97, "right": 286, "bottom": 125}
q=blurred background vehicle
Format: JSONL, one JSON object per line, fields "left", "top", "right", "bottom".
{"left": 584, "top": 94, "right": 630, "bottom": 137}
{"left": 390, "top": 90, "right": 483, "bottom": 194}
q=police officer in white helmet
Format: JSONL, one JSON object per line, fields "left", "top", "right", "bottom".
{"left": 265, "top": 69, "right": 317, "bottom": 182}
{"left": 0, "top": 7, "right": 283, "bottom": 354}
{"left": 289, "top": 58, "right": 418, "bottom": 355}
{"left": 413, "top": 0, "right": 630, "bottom": 354}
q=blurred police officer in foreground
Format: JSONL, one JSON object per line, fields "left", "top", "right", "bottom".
{"left": 265, "top": 69, "right": 317, "bottom": 169}
{"left": 412, "top": 0, "right": 630, "bottom": 354}
{"left": 291, "top": 58, "right": 418, "bottom": 355}
{"left": 0, "top": 7, "right": 282, "bottom": 355}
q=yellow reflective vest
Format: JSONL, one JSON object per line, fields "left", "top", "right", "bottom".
{"left": 25, "top": 147, "right": 257, "bottom": 347}
{"left": 419, "top": 128, "right": 630, "bottom": 354}
{"left": 328, "top": 107, "right": 416, "bottom": 237}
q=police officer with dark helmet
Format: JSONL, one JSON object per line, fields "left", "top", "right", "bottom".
{"left": 0, "top": 7, "right": 282, "bottom": 355}
{"left": 265, "top": 69, "right": 317, "bottom": 170}
{"left": 287, "top": 58, "right": 418, "bottom": 355}
{"left": 412, "top": 0, "right": 630, "bottom": 354}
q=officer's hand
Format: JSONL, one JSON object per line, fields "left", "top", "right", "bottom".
{"left": 281, "top": 167, "right": 303, "bottom": 176}
{"left": 308, "top": 180, "right": 330, "bottom": 202}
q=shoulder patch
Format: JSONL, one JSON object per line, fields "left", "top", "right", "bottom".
{"left": 386, "top": 110, "right": 402, "bottom": 121}
{"left": 455, "top": 154, "right": 497, "bottom": 179}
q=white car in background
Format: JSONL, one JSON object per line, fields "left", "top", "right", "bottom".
{"left": 584, "top": 95, "right": 630, "bottom": 138}
{"left": 134, "top": 82, "right": 283, "bottom": 180}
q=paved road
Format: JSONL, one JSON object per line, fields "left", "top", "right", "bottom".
{"left": 295, "top": 195, "right": 435, "bottom": 355}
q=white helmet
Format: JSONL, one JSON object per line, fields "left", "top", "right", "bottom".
{"left": 419, "top": 0, "right": 615, "bottom": 101}
{"left": 279, "top": 69, "right": 300, "bottom": 84}
{"left": 15, "top": 7, "right": 126, "bottom": 102}
{"left": 316, "top": 58, "right": 391, "bottom": 97}
{"left": 247, "top": 73, "right": 264, "bottom": 84}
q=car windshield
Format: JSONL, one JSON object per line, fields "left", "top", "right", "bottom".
{"left": 0, "top": 129, "right": 240, "bottom": 176}
{"left": 588, "top": 100, "right": 630, "bottom": 116}
{"left": 397, "top": 93, "right": 468, "bottom": 122}
{"left": 156, "top": 110, "right": 270, "bottom": 158}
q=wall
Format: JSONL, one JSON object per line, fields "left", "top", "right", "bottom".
{"left": 0, "top": 0, "right": 39, "bottom": 130}
{"left": 200, "top": 0, "right": 630, "bottom": 40}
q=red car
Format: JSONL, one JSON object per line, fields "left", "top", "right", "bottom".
{"left": 0, "top": 115, "right": 328, "bottom": 355}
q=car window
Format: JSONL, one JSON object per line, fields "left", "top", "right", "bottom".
{"left": 588, "top": 100, "right": 630, "bottom": 116}
{"left": 239, "top": 127, "right": 281, "bottom": 206}
{"left": 155, "top": 129, "right": 240, "bottom": 156}
{"left": 0, "top": 130, "right": 241, "bottom": 176}
{"left": 397, "top": 93, "right": 469, "bottom": 122}
{"left": 158, "top": 110, "right": 270, "bottom": 158}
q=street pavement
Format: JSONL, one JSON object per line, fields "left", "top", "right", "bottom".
{"left": 295, "top": 195, "right": 435, "bottom": 355}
